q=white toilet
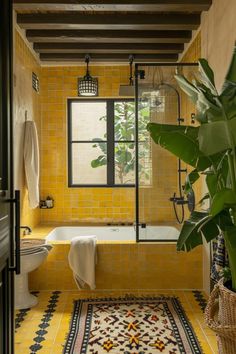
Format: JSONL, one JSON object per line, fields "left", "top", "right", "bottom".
{"left": 15, "top": 239, "right": 52, "bottom": 309}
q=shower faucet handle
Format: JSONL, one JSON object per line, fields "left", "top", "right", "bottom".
{"left": 169, "top": 195, "right": 182, "bottom": 202}
{"left": 169, "top": 196, "right": 187, "bottom": 205}
{"left": 178, "top": 168, "right": 187, "bottom": 173}
{"left": 176, "top": 199, "right": 189, "bottom": 205}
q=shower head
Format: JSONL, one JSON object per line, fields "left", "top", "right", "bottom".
{"left": 140, "top": 90, "right": 163, "bottom": 109}
{"left": 151, "top": 96, "right": 162, "bottom": 108}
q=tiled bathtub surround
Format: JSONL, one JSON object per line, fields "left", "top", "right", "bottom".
{"left": 28, "top": 225, "right": 202, "bottom": 291}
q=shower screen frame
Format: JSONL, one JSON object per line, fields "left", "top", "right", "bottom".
{"left": 135, "top": 62, "right": 199, "bottom": 243}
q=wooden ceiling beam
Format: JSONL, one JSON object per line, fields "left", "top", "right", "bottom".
{"left": 26, "top": 29, "right": 192, "bottom": 43}
{"left": 33, "top": 42, "right": 184, "bottom": 54}
{"left": 17, "top": 13, "right": 200, "bottom": 30}
{"left": 39, "top": 52, "right": 178, "bottom": 62}
{"left": 13, "top": 0, "right": 212, "bottom": 12}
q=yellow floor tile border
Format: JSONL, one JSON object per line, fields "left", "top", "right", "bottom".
{"left": 15, "top": 290, "right": 217, "bottom": 354}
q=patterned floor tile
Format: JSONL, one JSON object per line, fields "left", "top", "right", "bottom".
{"left": 15, "top": 290, "right": 217, "bottom": 354}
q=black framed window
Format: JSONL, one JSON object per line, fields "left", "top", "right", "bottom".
{"left": 68, "top": 98, "right": 136, "bottom": 187}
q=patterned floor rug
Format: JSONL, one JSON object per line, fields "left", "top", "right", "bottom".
{"left": 63, "top": 296, "right": 202, "bottom": 354}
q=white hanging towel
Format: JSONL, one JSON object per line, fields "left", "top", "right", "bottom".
{"left": 68, "top": 236, "right": 97, "bottom": 290}
{"left": 24, "top": 121, "right": 40, "bottom": 209}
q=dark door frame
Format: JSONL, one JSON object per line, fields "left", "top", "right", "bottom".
{"left": 0, "top": 1, "right": 15, "bottom": 353}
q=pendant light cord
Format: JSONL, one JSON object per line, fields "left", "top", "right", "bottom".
{"left": 85, "top": 54, "right": 90, "bottom": 77}
{"left": 129, "top": 55, "right": 134, "bottom": 86}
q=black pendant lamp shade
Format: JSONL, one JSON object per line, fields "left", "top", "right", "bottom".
{"left": 78, "top": 55, "right": 98, "bottom": 96}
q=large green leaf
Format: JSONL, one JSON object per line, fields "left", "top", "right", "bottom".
{"left": 194, "top": 80, "right": 222, "bottom": 122}
{"left": 224, "top": 226, "right": 236, "bottom": 250}
{"left": 198, "top": 193, "right": 210, "bottom": 206}
{"left": 174, "top": 74, "right": 199, "bottom": 103}
{"left": 224, "top": 225, "right": 236, "bottom": 291}
{"left": 184, "top": 169, "right": 200, "bottom": 194}
{"left": 147, "top": 123, "right": 213, "bottom": 171}
{"left": 210, "top": 188, "right": 236, "bottom": 216}
{"left": 215, "top": 209, "right": 234, "bottom": 231}
{"left": 197, "top": 90, "right": 220, "bottom": 113}
{"left": 220, "top": 83, "right": 236, "bottom": 121}
{"left": 224, "top": 46, "right": 236, "bottom": 84}
{"left": 198, "top": 58, "right": 217, "bottom": 94}
{"left": 200, "top": 217, "right": 220, "bottom": 243}
{"left": 215, "top": 152, "right": 229, "bottom": 188}
{"left": 206, "top": 173, "right": 218, "bottom": 198}
{"left": 177, "top": 211, "right": 219, "bottom": 251}
{"left": 198, "top": 117, "right": 236, "bottom": 155}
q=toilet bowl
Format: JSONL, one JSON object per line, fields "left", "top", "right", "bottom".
{"left": 15, "top": 240, "right": 52, "bottom": 309}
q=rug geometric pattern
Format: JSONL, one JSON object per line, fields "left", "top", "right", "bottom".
{"left": 63, "top": 296, "right": 202, "bottom": 354}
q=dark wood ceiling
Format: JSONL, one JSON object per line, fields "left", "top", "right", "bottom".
{"left": 14, "top": 1, "right": 212, "bottom": 63}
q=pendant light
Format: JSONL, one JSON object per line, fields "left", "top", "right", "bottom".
{"left": 78, "top": 54, "right": 98, "bottom": 96}
{"left": 119, "top": 55, "right": 135, "bottom": 96}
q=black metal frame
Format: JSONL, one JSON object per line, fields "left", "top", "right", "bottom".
{"left": 0, "top": 1, "right": 16, "bottom": 353}
{"left": 135, "top": 62, "right": 198, "bottom": 243}
{"left": 67, "top": 98, "right": 135, "bottom": 188}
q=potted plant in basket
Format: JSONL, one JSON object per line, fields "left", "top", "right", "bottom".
{"left": 147, "top": 45, "right": 236, "bottom": 354}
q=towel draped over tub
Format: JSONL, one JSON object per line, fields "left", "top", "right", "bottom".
{"left": 68, "top": 236, "right": 97, "bottom": 290}
{"left": 24, "top": 120, "right": 40, "bottom": 209}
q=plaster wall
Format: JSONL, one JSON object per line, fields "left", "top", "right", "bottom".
{"left": 201, "top": 0, "right": 236, "bottom": 91}
{"left": 201, "top": 0, "right": 236, "bottom": 294}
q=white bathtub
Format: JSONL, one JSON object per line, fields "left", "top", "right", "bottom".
{"left": 46, "top": 225, "right": 179, "bottom": 242}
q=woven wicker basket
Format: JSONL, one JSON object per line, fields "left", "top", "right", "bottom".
{"left": 205, "top": 278, "right": 236, "bottom": 354}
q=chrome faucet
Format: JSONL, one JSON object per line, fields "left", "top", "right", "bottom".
{"left": 20, "top": 226, "right": 32, "bottom": 235}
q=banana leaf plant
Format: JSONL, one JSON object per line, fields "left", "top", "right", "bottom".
{"left": 147, "top": 46, "right": 236, "bottom": 291}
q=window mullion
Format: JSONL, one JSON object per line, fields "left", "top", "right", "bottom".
{"left": 107, "top": 100, "right": 114, "bottom": 186}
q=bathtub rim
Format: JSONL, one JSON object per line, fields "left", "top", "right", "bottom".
{"left": 24, "top": 223, "right": 180, "bottom": 245}
{"left": 45, "top": 225, "right": 179, "bottom": 243}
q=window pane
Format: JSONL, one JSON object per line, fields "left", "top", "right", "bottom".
{"left": 72, "top": 143, "right": 107, "bottom": 185}
{"left": 114, "top": 142, "right": 135, "bottom": 185}
{"left": 71, "top": 101, "right": 107, "bottom": 141}
{"left": 114, "top": 101, "right": 135, "bottom": 141}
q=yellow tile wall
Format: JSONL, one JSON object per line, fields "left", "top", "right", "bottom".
{"left": 14, "top": 31, "right": 41, "bottom": 228}
{"left": 40, "top": 65, "right": 135, "bottom": 223}
{"left": 17, "top": 30, "right": 202, "bottom": 226}
{"left": 40, "top": 65, "right": 185, "bottom": 224}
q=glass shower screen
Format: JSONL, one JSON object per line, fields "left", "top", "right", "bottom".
{"left": 135, "top": 63, "right": 199, "bottom": 242}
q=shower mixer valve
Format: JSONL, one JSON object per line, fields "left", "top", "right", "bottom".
{"left": 169, "top": 195, "right": 188, "bottom": 205}
{"left": 169, "top": 190, "right": 195, "bottom": 213}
